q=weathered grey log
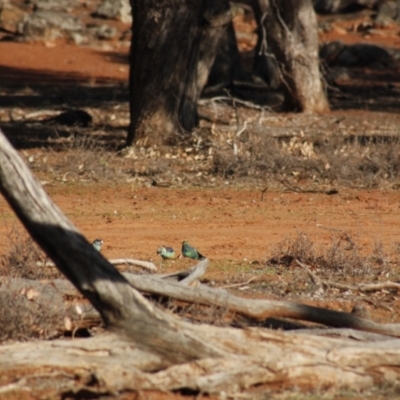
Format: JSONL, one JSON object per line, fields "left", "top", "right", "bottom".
{"left": 0, "top": 128, "right": 223, "bottom": 363}
{"left": 1, "top": 329, "right": 400, "bottom": 395}
{"left": 109, "top": 258, "right": 157, "bottom": 271}
{"left": 8, "top": 272, "right": 400, "bottom": 338}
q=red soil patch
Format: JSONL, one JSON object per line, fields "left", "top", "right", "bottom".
{"left": 0, "top": 41, "right": 129, "bottom": 85}
{"left": 0, "top": 185, "right": 398, "bottom": 268}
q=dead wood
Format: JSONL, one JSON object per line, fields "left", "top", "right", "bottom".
{"left": 119, "top": 273, "right": 400, "bottom": 338}
{"left": 297, "top": 260, "right": 400, "bottom": 293}
{"left": 7, "top": 271, "right": 400, "bottom": 339}
{"left": 158, "top": 258, "right": 209, "bottom": 285}
{"left": 37, "top": 258, "right": 158, "bottom": 272}
{"left": 289, "top": 328, "right": 393, "bottom": 342}
{"left": 0, "top": 129, "right": 223, "bottom": 363}
{"left": 3, "top": 128, "right": 400, "bottom": 394}
{"left": 109, "top": 258, "right": 157, "bottom": 272}
{"left": 1, "top": 329, "right": 400, "bottom": 396}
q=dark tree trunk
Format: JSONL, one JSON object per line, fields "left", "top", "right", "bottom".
{"left": 206, "top": 21, "right": 251, "bottom": 89}
{"left": 253, "top": 0, "right": 330, "bottom": 112}
{"left": 127, "top": 0, "right": 230, "bottom": 146}
{"left": 197, "top": 2, "right": 234, "bottom": 93}
{"left": 252, "top": 0, "right": 282, "bottom": 89}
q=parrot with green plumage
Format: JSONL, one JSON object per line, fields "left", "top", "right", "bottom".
{"left": 182, "top": 241, "right": 205, "bottom": 260}
{"left": 157, "top": 246, "right": 176, "bottom": 260}
{"left": 92, "top": 239, "right": 103, "bottom": 252}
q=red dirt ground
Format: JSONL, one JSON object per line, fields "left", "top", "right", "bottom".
{"left": 1, "top": 185, "right": 398, "bottom": 265}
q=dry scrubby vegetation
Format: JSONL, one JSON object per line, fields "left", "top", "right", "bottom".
{"left": 0, "top": 280, "right": 66, "bottom": 342}
{"left": 0, "top": 228, "right": 66, "bottom": 342}
{"left": 213, "top": 133, "right": 400, "bottom": 187}
{"left": 1, "top": 226, "right": 400, "bottom": 342}
{"left": 270, "top": 230, "right": 394, "bottom": 278}
{"left": 23, "top": 110, "right": 400, "bottom": 190}
{"left": 0, "top": 226, "right": 60, "bottom": 279}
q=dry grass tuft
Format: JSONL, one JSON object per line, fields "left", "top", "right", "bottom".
{"left": 54, "top": 132, "right": 122, "bottom": 181}
{"left": 0, "top": 279, "right": 66, "bottom": 342}
{"left": 212, "top": 127, "right": 400, "bottom": 189}
{"left": 30, "top": 131, "right": 130, "bottom": 183}
{"left": 269, "top": 230, "right": 388, "bottom": 277}
{"left": 0, "top": 227, "right": 61, "bottom": 280}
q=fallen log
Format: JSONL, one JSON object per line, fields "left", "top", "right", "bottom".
{"left": 1, "top": 127, "right": 400, "bottom": 396}
{"left": 5, "top": 272, "right": 400, "bottom": 338}
{"left": 1, "top": 329, "right": 400, "bottom": 396}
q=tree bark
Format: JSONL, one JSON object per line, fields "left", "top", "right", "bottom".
{"left": 127, "top": 0, "right": 230, "bottom": 146}
{"left": 254, "top": 0, "right": 330, "bottom": 112}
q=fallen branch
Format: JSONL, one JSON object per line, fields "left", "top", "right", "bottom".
{"left": 36, "top": 258, "right": 157, "bottom": 272}
{"left": 109, "top": 258, "right": 157, "bottom": 272}
{"left": 8, "top": 272, "right": 400, "bottom": 339}
{"left": 159, "top": 258, "right": 208, "bottom": 285}
{"left": 296, "top": 260, "right": 400, "bottom": 293}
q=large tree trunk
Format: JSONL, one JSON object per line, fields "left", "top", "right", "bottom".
{"left": 127, "top": 0, "right": 230, "bottom": 146}
{"left": 254, "top": 0, "right": 330, "bottom": 112}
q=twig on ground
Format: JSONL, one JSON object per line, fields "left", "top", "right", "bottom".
{"left": 198, "top": 96, "right": 267, "bottom": 110}
{"left": 295, "top": 260, "right": 322, "bottom": 287}
{"left": 219, "top": 277, "right": 256, "bottom": 289}
{"left": 260, "top": 187, "right": 268, "bottom": 201}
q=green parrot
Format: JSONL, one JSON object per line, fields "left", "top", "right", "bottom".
{"left": 182, "top": 241, "right": 205, "bottom": 260}
{"left": 92, "top": 238, "right": 103, "bottom": 252}
{"left": 157, "top": 246, "right": 175, "bottom": 260}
